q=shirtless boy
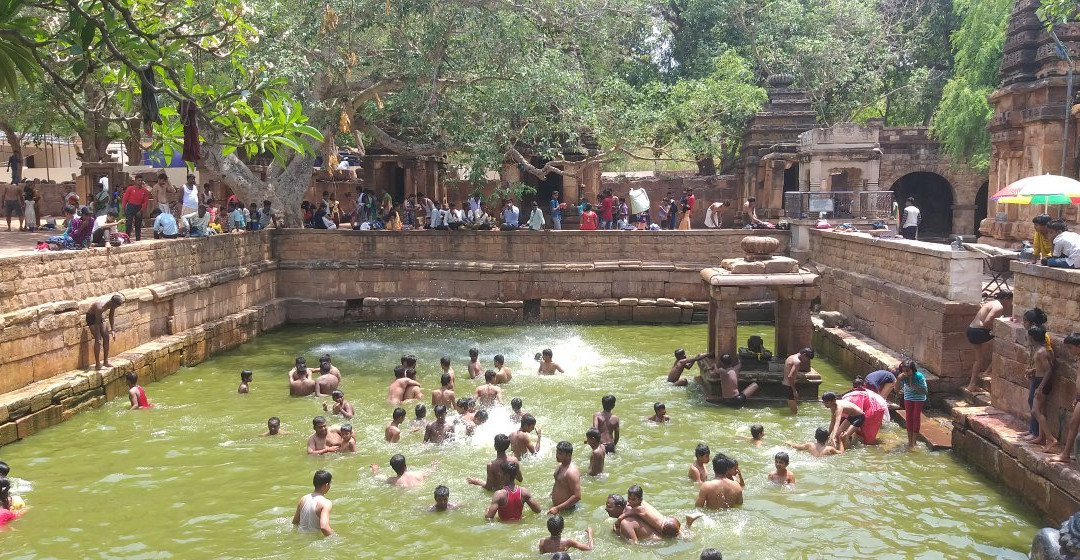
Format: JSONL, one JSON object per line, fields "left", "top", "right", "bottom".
{"left": 966, "top": 290, "right": 1013, "bottom": 392}
{"left": 439, "top": 356, "right": 456, "bottom": 387}
{"left": 585, "top": 428, "right": 605, "bottom": 476}
{"left": 1026, "top": 325, "right": 1057, "bottom": 451}
{"left": 592, "top": 395, "right": 620, "bottom": 453}
{"left": 647, "top": 402, "right": 670, "bottom": 423}
{"left": 620, "top": 484, "right": 695, "bottom": 537}
{"left": 539, "top": 515, "right": 594, "bottom": 554}
{"left": 538, "top": 348, "right": 565, "bottom": 375}
{"left": 768, "top": 451, "right": 796, "bottom": 485}
{"left": 474, "top": 370, "right": 504, "bottom": 407}
{"left": 549, "top": 441, "right": 582, "bottom": 515}
{"left": 788, "top": 427, "right": 845, "bottom": 457}
{"left": 696, "top": 455, "right": 744, "bottom": 509}
{"left": 288, "top": 357, "right": 309, "bottom": 381}
{"left": 290, "top": 367, "right": 317, "bottom": 397}
{"left": 429, "top": 485, "right": 458, "bottom": 512}
{"left": 510, "top": 397, "right": 528, "bottom": 422}
{"left": 322, "top": 390, "right": 355, "bottom": 420}
{"left": 493, "top": 354, "right": 513, "bottom": 384}
{"left": 688, "top": 443, "right": 711, "bottom": 484}
{"left": 432, "top": 373, "right": 456, "bottom": 408}
{"left": 307, "top": 416, "right": 342, "bottom": 455}
{"left": 385, "top": 407, "right": 406, "bottom": 442}
{"left": 485, "top": 462, "right": 541, "bottom": 522}
{"left": 387, "top": 365, "right": 422, "bottom": 405}
{"left": 371, "top": 454, "right": 434, "bottom": 488}
{"left": 336, "top": 424, "right": 357, "bottom": 453}
{"left": 668, "top": 349, "right": 709, "bottom": 386}
{"left": 783, "top": 348, "right": 814, "bottom": 413}
{"left": 468, "top": 347, "right": 483, "bottom": 378}
{"left": 238, "top": 370, "right": 252, "bottom": 393}
{"left": 606, "top": 494, "right": 659, "bottom": 543}
{"left": 313, "top": 360, "right": 341, "bottom": 396}
{"left": 708, "top": 354, "right": 759, "bottom": 408}
{"left": 823, "top": 392, "right": 865, "bottom": 446}
{"left": 467, "top": 433, "right": 522, "bottom": 490}
{"left": 3, "top": 181, "right": 23, "bottom": 232}
{"left": 750, "top": 424, "right": 764, "bottom": 447}
{"left": 86, "top": 293, "right": 124, "bottom": 370}
{"left": 410, "top": 404, "right": 429, "bottom": 433}
{"left": 424, "top": 405, "right": 453, "bottom": 444}
{"left": 511, "top": 414, "right": 542, "bottom": 458}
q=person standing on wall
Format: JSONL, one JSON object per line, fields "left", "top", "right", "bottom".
{"left": 179, "top": 173, "right": 201, "bottom": 218}
{"left": 6, "top": 153, "right": 21, "bottom": 184}
{"left": 121, "top": 179, "right": 151, "bottom": 241}
{"left": 901, "top": 197, "right": 920, "bottom": 240}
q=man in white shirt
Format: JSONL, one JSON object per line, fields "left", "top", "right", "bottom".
{"left": 92, "top": 209, "right": 121, "bottom": 246}
{"left": 151, "top": 208, "right": 179, "bottom": 239}
{"left": 183, "top": 205, "right": 212, "bottom": 237}
{"left": 501, "top": 200, "right": 520, "bottom": 230}
{"left": 1045, "top": 220, "right": 1080, "bottom": 269}
{"left": 901, "top": 197, "right": 920, "bottom": 240}
{"left": 179, "top": 173, "right": 201, "bottom": 217}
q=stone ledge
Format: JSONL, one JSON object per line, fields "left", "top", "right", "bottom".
{"left": 278, "top": 259, "right": 714, "bottom": 273}
{"left": 1011, "top": 260, "right": 1080, "bottom": 283}
{"left": 812, "top": 229, "right": 984, "bottom": 260}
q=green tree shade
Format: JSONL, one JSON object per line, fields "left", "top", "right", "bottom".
{"left": 930, "top": 0, "right": 1012, "bottom": 172}
{"left": 1038, "top": 0, "right": 1079, "bottom": 25}
{"left": 0, "top": 0, "right": 40, "bottom": 95}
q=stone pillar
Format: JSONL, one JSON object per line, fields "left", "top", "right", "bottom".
{"left": 774, "top": 286, "right": 817, "bottom": 366}
{"left": 952, "top": 204, "right": 975, "bottom": 236}
{"left": 709, "top": 286, "right": 741, "bottom": 356}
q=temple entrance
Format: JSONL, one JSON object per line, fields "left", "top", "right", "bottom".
{"left": 392, "top": 166, "right": 406, "bottom": 204}
{"left": 975, "top": 181, "right": 989, "bottom": 236}
{"left": 890, "top": 172, "right": 954, "bottom": 238}
{"left": 522, "top": 159, "right": 563, "bottom": 217}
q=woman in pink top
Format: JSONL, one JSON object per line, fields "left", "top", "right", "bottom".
{"left": 0, "top": 477, "right": 20, "bottom": 526}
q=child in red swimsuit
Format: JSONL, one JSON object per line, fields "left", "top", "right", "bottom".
{"left": 126, "top": 373, "right": 152, "bottom": 409}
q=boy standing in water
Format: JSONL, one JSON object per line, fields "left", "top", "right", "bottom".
{"left": 585, "top": 428, "right": 605, "bottom": 476}
{"left": 493, "top": 354, "right": 513, "bottom": 384}
{"left": 385, "top": 407, "right": 406, "bottom": 443}
{"left": 688, "top": 443, "right": 711, "bottom": 484}
{"left": 592, "top": 395, "right": 620, "bottom": 453}
{"left": 538, "top": 349, "right": 564, "bottom": 375}
{"left": 127, "top": 373, "right": 151, "bottom": 409}
{"left": 750, "top": 425, "right": 765, "bottom": 447}
{"left": 768, "top": 452, "right": 796, "bottom": 485}
{"left": 428, "top": 485, "right": 458, "bottom": 512}
{"left": 292, "top": 470, "right": 333, "bottom": 537}
{"left": 237, "top": 370, "right": 253, "bottom": 393}
{"left": 440, "top": 356, "right": 456, "bottom": 387}
{"left": 468, "top": 348, "right": 482, "bottom": 379}
{"left": 647, "top": 402, "right": 670, "bottom": 423}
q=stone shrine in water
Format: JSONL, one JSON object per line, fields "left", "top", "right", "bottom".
{"left": 697, "top": 236, "right": 822, "bottom": 401}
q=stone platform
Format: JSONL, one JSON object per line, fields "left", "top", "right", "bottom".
{"left": 695, "top": 356, "right": 822, "bottom": 402}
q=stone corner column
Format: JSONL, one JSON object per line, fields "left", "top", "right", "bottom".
{"left": 708, "top": 286, "right": 742, "bottom": 357}
{"left": 774, "top": 284, "right": 818, "bottom": 366}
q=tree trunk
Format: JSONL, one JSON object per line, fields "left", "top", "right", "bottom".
{"left": 78, "top": 84, "right": 113, "bottom": 163}
{"left": 124, "top": 118, "right": 143, "bottom": 166}
{"left": 0, "top": 120, "right": 23, "bottom": 175}
{"left": 197, "top": 138, "right": 314, "bottom": 228}
{"left": 695, "top": 155, "right": 717, "bottom": 176}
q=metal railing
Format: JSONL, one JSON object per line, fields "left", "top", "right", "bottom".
{"left": 782, "top": 190, "right": 895, "bottom": 220}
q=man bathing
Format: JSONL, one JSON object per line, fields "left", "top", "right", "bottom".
{"left": 322, "top": 390, "right": 355, "bottom": 420}
{"left": 619, "top": 484, "right": 699, "bottom": 537}
{"left": 467, "top": 433, "right": 523, "bottom": 490}
{"left": 966, "top": 290, "right": 1013, "bottom": 393}
{"left": 823, "top": 392, "right": 866, "bottom": 447}
{"left": 668, "top": 349, "right": 709, "bottom": 386}
{"left": 485, "top": 461, "right": 541, "bottom": 522}
{"left": 688, "top": 443, "right": 711, "bottom": 484}
{"left": 474, "top": 370, "right": 504, "bottom": 407}
{"left": 238, "top": 370, "right": 253, "bottom": 393}
{"left": 606, "top": 494, "right": 658, "bottom": 543}
{"left": 387, "top": 365, "right": 422, "bottom": 405}
{"left": 538, "top": 348, "right": 565, "bottom": 375}
{"left": 468, "top": 347, "right": 482, "bottom": 379}
{"left": 783, "top": 348, "right": 814, "bottom": 414}
{"left": 539, "top": 515, "right": 593, "bottom": 553}
{"left": 647, "top": 402, "right": 670, "bottom": 423}
{"left": 371, "top": 454, "right": 434, "bottom": 488}
{"left": 585, "top": 428, "right": 605, "bottom": 476}
{"left": 511, "top": 414, "right": 542, "bottom": 458}
{"left": 708, "top": 354, "right": 759, "bottom": 407}
{"left": 696, "top": 455, "right": 744, "bottom": 509}
{"left": 549, "top": 441, "right": 582, "bottom": 515}
{"left": 289, "top": 358, "right": 316, "bottom": 397}
{"left": 307, "top": 416, "right": 341, "bottom": 455}
{"left": 87, "top": 293, "right": 124, "bottom": 370}
{"left": 126, "top": 373, "right": 151, "bottom": 409}
{"left": 423, "top": 405, "right": 453, "bottom": 444}
{"left": 292, "top": 470, "right": 333, "bottom": 537}
{"left": 314, "top": 359, "right": 341, "bottom": 396}
{"left": 592, "top": 395, "right": 620, "bottom": 453}
{"left": 432, "top": 373, "right": 456, "bottom": 408}
{"left": 429, "top": 485, "right": 458, "bottom": 512}
{"left": 385, "top": 407, "right": 406, "bottom": 443}
{"left": 788, "top": 427, "right": 845, "bottom": 457}
{"left": 493, "top": 354, "right": 513, "bottom": 384}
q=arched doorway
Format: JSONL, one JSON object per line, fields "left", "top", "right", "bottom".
{"left": 974, "top": 181, "right": 989, "bottom": 236}
{"left": 890, "top": 172, "right": 954, "bottom": 239}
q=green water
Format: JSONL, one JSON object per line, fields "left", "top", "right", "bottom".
{"left": 1, "top": 324, "right": 1039, "bottom": 559}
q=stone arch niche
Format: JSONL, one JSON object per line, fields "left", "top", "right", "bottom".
{"left": 889, "top": 172, "right": 955, "bottom": 239}
{"left": 975, "top": 181, "right": 989, "bottom": 236}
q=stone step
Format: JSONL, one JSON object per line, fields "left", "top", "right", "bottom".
{"left": 892, "top": 408, "right": 953, "bottom": 450}
{"left": 958, "top": 386, "right": 992, "bottom": 407}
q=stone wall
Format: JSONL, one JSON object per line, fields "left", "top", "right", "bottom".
{"left": 810, "top": 230, "right": 982, "bottom": 386}
{"left": 600, "top": 174, "right": 741, "bottom": 226}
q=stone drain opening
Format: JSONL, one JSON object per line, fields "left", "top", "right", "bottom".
{"left": 523, "top": 299, "right": 541, "bottom": 323}
{"left": 345, "top": 298, "right": 365, "bottom": 320}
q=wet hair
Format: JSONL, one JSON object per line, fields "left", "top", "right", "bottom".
{"left": 0, "top": 461, "right": 8, "bottom": 476}
{"left": 501, "top": 460, "right": 519, "bottom": 480}
{"left": 750, "top": 425, "right": 764, "bottom": 439}
{"left": 320, "top": 354, "right": 331, "bottom": 363}
{"left": 455, "top": 397, "right": 469, "bottom": 411}
{"left": 339, "top": 423, "right": 353, "bottom": 434}
{"left": 586, "top": 428, "right": 601, "bottom": 442}
{"left": 474, "top": 410, "right": 488, "bottom": 424}
{"left": 312, "top": 416, "right": 327, "bottom": 427}
{"left": 313, "top": 469, "right": 332, "bottom": 488}
{"left": 602, "top": 394, "right": 616, "bottom": 411}
{"left": 1067, "top": 333, "right": 1080, "bottom": 347}
{"left": 821, "top": 392, "right": 837, "bottom": 403}
{"left": 494, "top": 354, "right": 505, "bottom": 365}
{"left": 440, "top": 373, "right": 452, "bottom": 386}
{"left": 521, "top": 414, "right": 536, "bottom": 428}
{"left": 434, "top": 404, "right": 447, "bottom": 418}
{"left": 405, "top": 367, "right": 417, "bottom": 379}
{"left": 331, "top": 390, "right": 343, "bottom": 400}
{"left": 1024, "top": 308, "right": 1048, "bottom": 327}
{"left": 414, "top": 404, "right": 427, "bottom": 419}
{"left": 125, "top": 372, "right": 138, "bottom": 386}
{"left": 1033, "top": 214, "right": 1052, "bottom": 226}
{"left": 400, "top": 354, "right": 409, "bottom": 365}
{"left": 542, "top": 348, "right": 553, "bottom": 358}
{"left": 774, "top": 451, "right": 790, "bottom": 465}
{"left": 547, "top": 514, "right": 565, "bottom": 536}
{"left": 406, "top": 355, "right": 417, "bottom": 367}
{"left": 700, "top": 548, "right": 723, "bottom": 560}
{"left": 111, "top": 293, "right": 125, "bottom": 306}
{"left": 484, "top": 370, "right": 496, "bottom": 382}
{"left": 394, "top": 365, "right": 407, "bottom": 379}
{"left": 627, "top": 485, "right": 644, "bottom": 500}
{"left": 240, "top": 370, "right": 253, "bottom": 381}
{"left": 390, "top": 454, "right": 407, "bottom": 475}
{"left": 511, "top": 397, "right": 523, "bottom": 411}
{"left": 392, "top": 407, "right": 406, "bottom": 421}
{"left": 494, "top": 433, "right": 511, "bottom": 452}
{"left": 695, "top": 443, "right": 710, "bottom": 458}
{"left": 653, "top": 402, "right": 666, "bottom": 412}
{"left": 852, "top": 376, "right": 864, "bottom": 389}
{"left": 441, "top": 356, "right": 451, "bottom": 367}
{"left": 815, "top": 427, "right": 830, "bottom": 443}
{"left": 995, "top": 289, "right": 1013, "bottom": 301}
{"left": 469, "top": 348, "right": 479, "bottom": 359}
{"left": 268, "top": 416, "right": 280, "bottom": 428}
{"left": 713, "top": 454, "right": 737, "bottom": 474}
{"left": 899, "top": 359, "right": 917, "bottom": 374}
{"left": 800, "top": 347, "right": 815, "bottom": 358}
{"left": 1049, "top": 219, "right": 1069, "bottom": 232}
{"left": 434, "top": 485, "right": 450, "bottom": 499}
{"left": 295, "top": 356, "right": 306, "bottom": 366}
{"left": 674, "top": 348, "right": 686, "bottom": 359}
{"left": 0, "top": 477, "right": 9, "bottom": 510}
{"left": 556, "top": 441, "right": 573, "bottom": 456}
{"left": 608, "top": 493, "right": 627, "bottom": 509}
{"left": 1029, "top": 326, "right": 1047, "bottom": 343}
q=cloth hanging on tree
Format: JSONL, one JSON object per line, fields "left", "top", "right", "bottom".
{"left": 179, "top": 99, "right": 202, "bottom": 162}
{"left": 139, "top": 67, "right": 162, "bottom": 135}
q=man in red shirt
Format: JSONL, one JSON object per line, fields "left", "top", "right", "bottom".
{"left": 687, "top": 189, "right": 696, "bottom": 213}
{"left": 121, "top": 179, "right": 152, "bottom": 241}
{"left": 599, "top": 190, "right": 614, "bottom": 230}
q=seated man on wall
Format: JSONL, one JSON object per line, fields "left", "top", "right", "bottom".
{"left": 1043, "top": 219, "right": 1080, "bottom": 269}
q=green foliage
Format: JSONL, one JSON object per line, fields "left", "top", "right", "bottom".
{"left": 0, "top": 0, "right": 41, "bottom": 95}
{"left": 489, "top": 181, "right": 538, "bottom": 204}
{"left": 930, "top": 0, "right": 1012, "bottom": 171}
{"left": 1037, "top": 0, "right": 1079, "bottom": 25}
